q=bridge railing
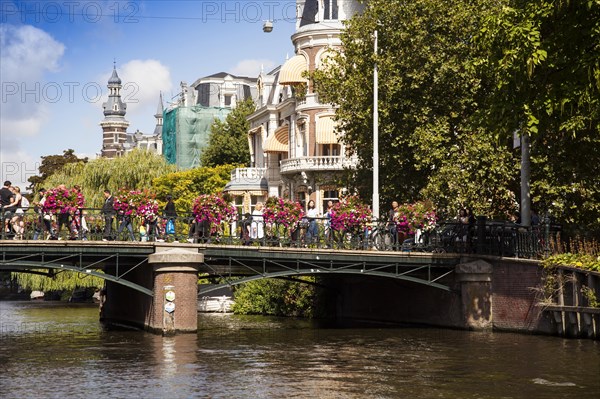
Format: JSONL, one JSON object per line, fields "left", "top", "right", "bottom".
{"left": 0, "top": 208, "right": 559, "bottom": 259}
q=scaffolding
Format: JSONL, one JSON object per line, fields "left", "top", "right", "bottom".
{"left": 163, "top": 105, "right": 230, "bottom": 169}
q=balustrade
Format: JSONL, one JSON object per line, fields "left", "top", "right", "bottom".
{"left": 280, "top": 155, "right": 358, "bottom": 174}
{"left": 230, "top": 167, "right": 267, "bottom": 181}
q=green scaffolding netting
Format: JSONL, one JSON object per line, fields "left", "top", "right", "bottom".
{"left": 163, "top": 105, "right": 230, "bottom": 169}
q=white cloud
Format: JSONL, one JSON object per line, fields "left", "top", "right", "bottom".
{"left": 230, "top": 59, "right": 277, "bottom": 77}
{"left": 0, "top": 108, "right": 49, "bottom": 137}
{"left": 0, "top": 146, "right": 40, "bottom": 191}
{"left": 119, "top": 59, "right": 173, "bottom": 115}
{"left": 0, "top": 24, "right": 65, "bottom": 137}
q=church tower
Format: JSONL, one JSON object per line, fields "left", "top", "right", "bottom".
{"left": 100, "top": 65, "right": 130, "bottom": 158}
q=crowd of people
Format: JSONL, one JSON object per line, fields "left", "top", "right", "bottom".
{"left": 1, "top": 182, "right": 545, "bottom": 248}
{"left": 1, "top": 181, "right": 28, "bottom": 240}
{"left": 0, "top": 184, "right": 180, "bottom": 242}
{"left": 236, "top": 200, "right": 337, "bottom": 247}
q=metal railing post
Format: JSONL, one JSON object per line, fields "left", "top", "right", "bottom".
{"left": 544, "top": 212, "right": 551, "bottom": 257}
{"left": 476, "top": 216, "right": 486, "bottom": 254}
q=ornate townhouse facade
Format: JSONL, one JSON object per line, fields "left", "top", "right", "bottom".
{"left": 225, "top": 0, "right": 363, "bottom": 215}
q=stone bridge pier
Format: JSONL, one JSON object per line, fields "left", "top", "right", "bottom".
{"left": 100, "top": 248, "right": 203, "bottom": 335}
{"left": 455, "top": 260, "right": 493, "bottom": 330}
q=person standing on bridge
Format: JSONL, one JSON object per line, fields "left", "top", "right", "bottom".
{"left": 116, "top": 202, "right": 135, "bottom": 241}
{"left": 1, "top": 180, "right": 16, "bottom": 238}
{"left": 304, "top": 200, "right": 319, "bottom": 245}
{"left": 101, "top": 189, "right": 116, "bottom": 241}
{"left": 250, "top": 202, "right": 264, "bottom": 243}
{"left": 388, "top": 201, "right": 400, "bottom": 249}
{"left": 163, "top": 195, "right": 177, "bottom": 241}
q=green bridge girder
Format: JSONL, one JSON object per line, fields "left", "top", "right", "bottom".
{"left": 198, "top": 245, "right": 460, "bottom": 294}
{"left": 1, "top": 242, "right": 462, "bottom": 296}
{"left": 0, "top": 241, "right": 155, "bottom": 296}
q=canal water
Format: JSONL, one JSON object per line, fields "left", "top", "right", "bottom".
{"left": 0, "top": 301, "right": 599, "bottom": 399}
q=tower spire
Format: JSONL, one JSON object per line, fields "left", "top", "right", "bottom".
{"left": 100, "top": 63, "right": 129, "bottom": 158}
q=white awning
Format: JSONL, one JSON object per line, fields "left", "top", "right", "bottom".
{"left": 316, "top": 115, "right": 340, "bottom": 144}
{"left": 263, "top": 125, "right": 289, "bottom": 153}
{"left": 279, "top": 55, "right": 308, "bottom": 85}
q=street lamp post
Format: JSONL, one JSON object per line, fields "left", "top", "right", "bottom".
{"left": 372, "top": 29, "right": 380, "bottom": 220}
{"left": 520, "top": 131, "right": 531, "bottom": 227}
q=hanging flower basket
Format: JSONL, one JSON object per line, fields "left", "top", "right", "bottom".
{"left": 41, "top": 187, "right": 85, "bottom": 215}
{"left": 137, "top": 199, "right": 159, "bottom": 222}
{"left": 192, "top": 193, "right": 236, "bottom": 229}
{"left": 394, "top": 200, "right": 437, "bottom": 235}
{"left": 330, "top": 195, "right": 372, "bottom": 232}
{"left": 113, "top": 189, "right": 153, "bottom": 217}
{"left": 263, "top": 196, "right": 305, "bottom": 228}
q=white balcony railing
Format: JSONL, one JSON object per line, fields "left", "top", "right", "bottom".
{"left": 295, "top": 93, "right": 320, "bottom": 111}
{"left": 230, "top": 167, "right": 267, "bottom": 181}
{"left": 280, "top": 155, "right": 358, "bottom": 174}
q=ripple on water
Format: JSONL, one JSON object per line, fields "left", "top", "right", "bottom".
{"left": 1, "top": 303, "right": 599, "bottom": 399}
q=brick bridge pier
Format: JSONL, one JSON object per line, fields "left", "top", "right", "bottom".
{"left": 101, "top": 247, "right": 203, "bottom": 335}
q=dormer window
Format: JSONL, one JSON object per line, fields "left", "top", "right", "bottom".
{"left": 113, "top": 104, "right": 118, "bottom": 111}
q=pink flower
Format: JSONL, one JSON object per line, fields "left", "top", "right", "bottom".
{"left": 192, "top": 194, "right": 236, "bottom": 232}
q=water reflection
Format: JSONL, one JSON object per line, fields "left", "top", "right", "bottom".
{"left": 0, "top": 302, "right": 599, "bottom": 398}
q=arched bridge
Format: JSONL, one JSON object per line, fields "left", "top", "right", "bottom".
{"left": 0, "top": 241, "right": 461, "bottom": 294}
{"left": 1, "top": 241, "right": 467, "bottom": 334}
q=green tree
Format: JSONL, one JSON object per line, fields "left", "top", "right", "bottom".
{"left": 152, "top": 164, "right": 238, "bottom": 212}
{"left": 12, "top": 270, "right": 104, "bottom": 292}
{"left": 232, "top": 277, "right": 316, "bottom": 317}
{"left": 476, "top": 0, "right": 600, "bottom": 230}
{"left": 27, "top": 149, "right": 88, "bottom": 190}
{"left": 201, "top": 98, "right": 255, "bottom": 167}
{"left": 43, "top": 150, "right": 176, "bottom": 207}
{"left": 312, "top": 0, "right": 514, "bottom": 218}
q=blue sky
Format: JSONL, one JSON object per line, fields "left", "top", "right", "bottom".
{"left": 1, "top": 0, "right": 297, "bottom": 189}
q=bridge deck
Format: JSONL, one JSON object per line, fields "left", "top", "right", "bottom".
{"left": 1, "top": 241, "right": 462, "bottom": 293}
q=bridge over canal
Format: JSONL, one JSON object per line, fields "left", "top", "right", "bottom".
{"left": 0, "top": 241, "right": 553, "bottom": 336}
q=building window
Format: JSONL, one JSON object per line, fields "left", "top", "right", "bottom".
{"left": 322, "top": 144, "right": 340, "bottom": 156}
{"left": 224, "top": 95, "right": 232, "bottom": 107}
{"left": 322, "top": 189, "right": 339, "bottom": 211}
{"left": 296, "top": 123, "right": 308, "bottom": 157}
{"left": 235, "top": 196, "right": 244, "bottom": 217}
{"left": 323, "top": 0, "right": 338, "bottom": 20}
{"left": 296, "top": 191, "right": 307, "bottom": 209}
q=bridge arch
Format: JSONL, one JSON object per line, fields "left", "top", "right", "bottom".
{"left": 198, "top": 267, "right": 455, "bottom": 296}
{"left": 3, "top": 261, "right": 154, "bottom": 296}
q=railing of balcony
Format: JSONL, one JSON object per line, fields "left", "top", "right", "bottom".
{"left": 230, "top": 167, "right": 267, "bottom": 181}
{"left": 295, "top": 93, "right": 319, "bottom": 109}
{"left": 280, "top": 155, "right": 357, "bottom": 174}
